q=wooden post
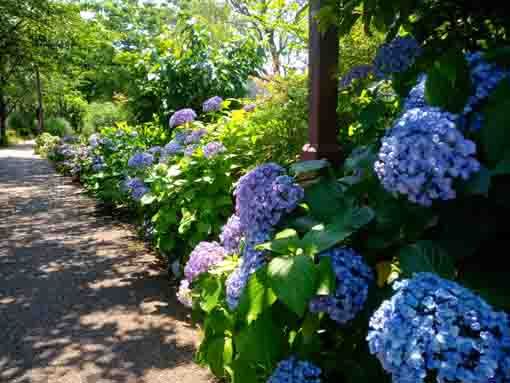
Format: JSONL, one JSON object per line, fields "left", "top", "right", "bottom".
{"left": 301, "top": 0, "right": 342, "bottom": 164}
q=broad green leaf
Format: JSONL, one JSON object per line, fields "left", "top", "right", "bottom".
{"left": 268, "top": 255, "right": 317, "bottom": 316}
{"left": 481, "top": 81, "right": 510, "bottom": 165}
{"left": 230, "top": 359, "right": 258, "bottom": 383}
{"left": 399, "top": 240, "right": 455, "bottom": 279}
{"left": 199, "top": 275, "right": 222, "bottom": 313}
{"left": 458, "top": 165, "right": 491, "bottom": 196}
{"left": 206, "top": 336, "right": 233, "bottom": 377}
{"left": 204, "top": 307, "right": 234, "bottom": 337}
{"left": 290, "top": 160, "right": 330, "bottom": 177}
{"left": 344, "top": 145, "right": 377, "bottom": 174}
{"left": 236, "top": 267, "right": 277, "bottom": 325}
{"left": 140, "top": 193, "right": 156, "bottom": 205}
{"left": 425, "top": 51, "right": 472, "bottom": 113}
{"left": 255, "top": 229, "right": 302, "bottom": 254}
{"left": 316, "top": 256, "right": 336, "bottom": 295}
{"left": 303, "top": 176, "right": 345, "bottom": 222}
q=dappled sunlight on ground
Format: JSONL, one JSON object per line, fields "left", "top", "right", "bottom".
{"left": 0, "top": 143, "right": 211, "bottom": 383}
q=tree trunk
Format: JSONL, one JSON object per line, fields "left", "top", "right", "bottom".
{"left": 267, "top": 30, "right": 282, "bottom": 76}
{"left": 0, "top": 90, "right": 7, "bottom": 146}
{"left": 36, "top": 67, "right": 44, "bottom": 133}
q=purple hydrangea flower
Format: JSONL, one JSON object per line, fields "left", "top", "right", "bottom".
{"left": 128, "top": 152, "right": 155, "bottom": 168}
{"left": 203, "top": 141, "right": 226, "bottom": 158}
{"left": 184, "top": 144, "right": 199, "bottom": 157}
{"left": 160, "top": 140, "right": 183, "bottom": 161}
{"left": 169, "top": 108, "right": 197, "bottom": 128}
{"left": 374, "top": 36, "right": 422, "bottom": 78}
{"left": 176, "top": 280, "right": 192, "bottom": 307}
{"left": 367, "top": 273, "right": 510, "bottom": 383}
{"left": 148, "top": 146, "right": 162, "bottom": 155}
{"left": 374, "top": 107, "right": 481, "bottom": 206}
{"left": 309, "top": 248, "right": 373, "bottom": 324}
{"left": 183, "top": 129, "right": 207, "bottom": 145}
{"left": 234, "top": 164, "right": 304, "bottom": 237}
{"left": 184, "top": 241, "right": 227, "bottom": 282}
{"left": 219, "top": 215, "right": 243, "bottom": 254}
{"left": 339, "top": 65, "right": 374, "bottom": 89}
{"left": 267, "top": 356, "right": 322, "bottom": 383}
{"left": 92, "top": 156, "right": 105, "bottom": 172}
{"left": 243, "top": 104, "right": 256, "bottom": 112}
{"left": 403, "top": 73, "right": 427, "bottom": 111}
{"left": 88, "top": 133, "right": 101, "bottom": 148}
{"left": 124, "top": 177, "right": 149, "bottom": 200}
{"left": 203, "top": 96, "right": 224, "bottom": 112}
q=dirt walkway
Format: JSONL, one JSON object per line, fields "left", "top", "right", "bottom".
{"left": 0, "top": 143, "right": 211, "bottom": 383}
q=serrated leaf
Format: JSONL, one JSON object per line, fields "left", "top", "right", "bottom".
{"left": 399, "top": 240, "right": 455, "bottom": 279}
{"left": 204, "top": 307, "right": 234, "bottom": 337}
{"left": 255, "top": 229, "right": 302, "bottom": 254}
{"left": 290, "top": 160, "right": 330, "bottom": 176}
{"left": 236, "top": 267, "right": 277, "bottom": 324}
{"left": 316, "top": 256, "right": 336, "bottom": 295}
{"left": 303, "top": 176, "right": 345, "bottom": 222}
{"left": 268, "top": 255, "right": 317, "bottom": 316}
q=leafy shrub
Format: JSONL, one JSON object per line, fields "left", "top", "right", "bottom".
{"left": 35, "top": 133, "right": 61, "bottom": 157}
{"left": 81, "top": 101, "right": 131, "bottom": 135}
{"left": 7, "top": 111, "right": 36, "bottom": 137}
{"left": 45, "top": 117, "right": 74, "bottom": 137}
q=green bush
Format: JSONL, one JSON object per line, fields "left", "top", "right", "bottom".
{"left": 81, "top": 102, "right": 131, "bottom": 135}
{"left": 7, "top": 111, "right": 36, "bottom": 137}
{"left": 45, "top": 117, "right": 74, "bottom": 137}
{"left": 35, "top": 133, "right": 61, "bottom": 157}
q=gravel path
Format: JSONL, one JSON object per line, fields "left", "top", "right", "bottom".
{"left": 0, "top": 142, "right": 211, "bottom": 383}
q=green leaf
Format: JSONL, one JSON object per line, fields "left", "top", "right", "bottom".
{"left": 235, "top": 311, "right": 285, "bottom": 366}
{"left": 199, "top": 275, "right": 222, "bottom": 313}
{"left": 481, "top": 81, "right": 510, "bottom": 165}
{"left": 268, "top": 255, "right": 317, "bottom": 316}
{"left": 204, "top": 307, "right": 234, "bottom": 337}
{"left": 178, "top": 209, "right": 196, "bottom": 234}
{"left": 230, "top": 359, "right": 258, "bottom": 383}
{"left": 303, "top": 176, "right": 345, "bottom": 222}
{"left": 458, "top": 165, "right": 491, "bottom": 196}
{"left": 343, "top": 145, "right": 377, "bottom": 174}
{"left": 236, "top": 267, "right": 277, "bottom": 325}
{"left": 290, "top": 160, "right": 330, "bottom": 176}
{"left": 316, "top": 256, "right": 336, "bottom": 295}
{"left": 256, "top": 229, "right": 302, "bottom": 254}
{"left": 425, "top": 51, "right": 472, "bottom": 113}
{"left": 399, "top": 240, "right": 455, "bottom": 279}
{"left": 491, "top": 157, "right": 510, "bottom": 176}
{"left": 206, "top": 336, "right": 233, "bottom": 377}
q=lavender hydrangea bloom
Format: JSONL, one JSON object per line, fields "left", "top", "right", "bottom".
{"left": 183, "top": 129, "right": 207, "bottom": 145}
{"left": 203, "top": 141, "right": 226, "bottom": 158}
{"left": 339, "top": 65, "right": 374, "bottom": 89}
{"left": 403, "top": 74, "right": 427, "bottom": 111}
{"left": 92, "top": 156, "right": 105, "bottom": 172}
{"left": 88, "top": 133, "right": 101, "bottom": 148}
{"left": 367, "top": 273, "right": 510, "bottom": 383}
{"left": 160, "top": 140, "right": 183, "bottom": 161}
{"left": 243, "top": 104, "right": 256, "bottom": 112}
{"left": 176, "top": 280, "right": 192, "bottom": 307}
{"left": 128, "top": 152, "right": 155, "bottom": 168}
{"left": 225, "top": 232, "right": 270, "bottom": 309}
{"left": 219, "top": 215, "right": 243, "bottom": 254}
{"left": 374, "top": 107, "right": 480, "bottom": 206}
{"left": 124, "top": 177, "right": 149, "bottom": 200}
{"left": 148, "top": 146, "right": 162, "bottom": 155}
{"left": 184, "top": 242, "right": 227, "bottom": 282}
{"left": 374, "top": 36, "right": 422, "bottom": 78}
{"left": 464, "top": 52, "right": 509, "bottom": 115}
{"left": 234, "top": 164, "right": 304, "bottom": 237}
{"left": 309, "top": 248, "right": 373, "bottom": 324}
{"left": 203, "top": 96, "right": 224, "bottom": 112}
{"left": 169, "top": 108, "right": 197, "bottom": 128}
{"left": 184, "top": 144, "right": 199, "bottom": 157}
{"left": 267, "top": 357, "right": 322, "bottom": 383}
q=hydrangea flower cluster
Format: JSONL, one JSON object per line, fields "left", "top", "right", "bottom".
{"left": 234, "top": 163, "right": 304, "bottom": 237}
{"left": 203, "top": 96, "right": 223, "bottom": 112}
{"left": 403, "top": 74, "right": 427, "bottom": 111}
{"left": 184, "top": 241, "right": 227, "bottom": 282}
{"left": 219, "top": 215, "right": 243, "bottom": 254}
{"left": 88, "top": 133, "right": 101, "bottom": 148}
{"left": 127, "top": 152, "right": 155, "bottom": 169}
{"left": 176, "top": 280, "right": 192, "bottom": 307}
{"left": 309, "top": 248, "right": 373, "bottom": 324}
{"left": 148, "top": 146, "right": 162, "bottom": 155}
{"left": 124, "top": 177, "right": 149, "bottom": 200}
{"left": 367, "top": 273, "right": 510, "bottom": 383}
{"left": 160, "top": 141, "right": 183, "bottom": 161}
{"left": 243, "top": 104, "right": 256, "bottom": 112}
{"left": 267, "top": 357, "right": 322, "bottom": 383}
{"left": 184, "top": 144, "right": 199, "bottom": 157}
{"left": 92, "top": 156, "right": 105, "bottom": 172}
{"left": 464, "top": 52, "right": 509, "bottom": 116}
{"left": 183, "top": 129, "right": 207, "bottom": 145}
{"left": 202, "top": 141, "right": 226, "bottom": 158}
{"left": 374, "top": 36, "right": 422, "bottom": 78}
{"left": 374, "top": 107, "right": 481, "bottom": 206}
{"left": 339, "top": 65, "right": 374, "bottom": 89}
{"left": 169, "top": 108, "right": 197, "bottom": 128}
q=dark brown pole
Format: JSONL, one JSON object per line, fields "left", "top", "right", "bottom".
{"left": 301, "top": 0, "right": 342, "bottom": 164}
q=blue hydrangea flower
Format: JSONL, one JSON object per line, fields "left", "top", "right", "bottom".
{"left": 184, "top": 241, "right": 227, "bottom": 282}
{"left": 339, "top": 65, "right": 374, "bottom": 89}
{"left": 367, "top": 273, "right": 510, "bottom": 383}
{"left": 148, "top": 146, "right": 162, "bottom": 155}
{"left": 160, "top": 140, "right": 183, "bottom": 162}
{"left": 243, "top": 104, "right": 256, "bottom": 112}
{"left": 374, "top": 36, "right": 422, "bottom": 78}
{"left": 203, "top": 141, "right": 226, "bottom": 158}
{"left": 184, "top": 144, "right": 199, "bottom": 157}
{"left": 203, "top": 96, "right": 224, "bottom": 112}
{"left": 183, "top": 129, "right": 208, "bottom": 145}
{"left": 176, "top": 279, "right": 192, "bottom": 307}
{"left": 124, "top": 177, "right": 149, "bottom": 200}
{"left": 374, "top": 107, "right": 480, "bottom": 206}
{"left": 234, "top": 164, "right": 304, "bottom": 238}
{"left": 464, "top": 52, "right": 509, "bottom": 115}
{"left": 225, "top": 232, "right": 270, "bottom": 309}
{"left": 309, "top": 248, "right": 373, "bottom": 324}
{"left": 128, "top": 152, "right": 155, "bottom": 169}
{"left": 88, "top": 133, "right": 101, "bottom": 148}
{"left": 267, "top": 357, "right": 322, "bottom": 383}
{"left": 219, "top": 215, "right": 243, "bottom": 254}
{"left": 169, "top": 108, "right": 197, "bottom": 128}
{"left": 92, "top": 156, "right": 105, "bottom": 172}
{"left": 403, "top": 73, "right": 427, "bottom": 111}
